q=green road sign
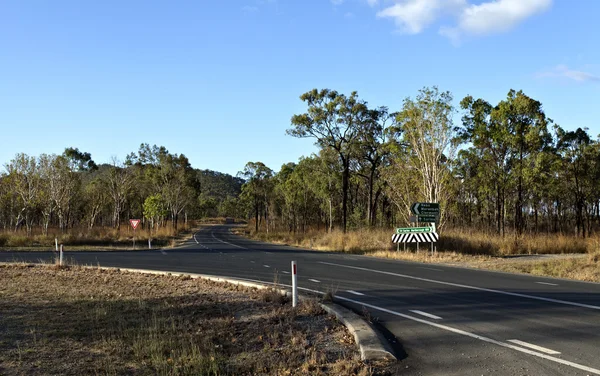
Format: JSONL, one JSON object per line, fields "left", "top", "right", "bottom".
{"left": 396, "top": 227, "right": 432, "bottom": 234}
{"left": 411, "top": 202, "right": 440, "bottom": 215}
{"left": 417, "top": 215, "right": 438, "bottom": 223}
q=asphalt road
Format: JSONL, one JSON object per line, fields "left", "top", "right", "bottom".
{"left": 3, "top": 225, "right": 600, "bottom": 375}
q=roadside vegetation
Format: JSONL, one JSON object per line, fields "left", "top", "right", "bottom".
{"left": 0, "top": 263, "right": 386, "bottom": 375}
{"left": 3, "top": 85, "right": 600, "bottom": 283}
{"left": 239, "top": 226, "right": 600, "bottom": 282}
{"left": 0, "top": 223, "right": 194, "bottom": 250}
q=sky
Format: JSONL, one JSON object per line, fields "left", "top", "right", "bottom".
{"left": 1, "top": 0, "right": 599, "bottom": 176}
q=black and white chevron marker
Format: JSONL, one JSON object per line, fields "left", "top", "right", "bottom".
{"left": 392, "top": 232, "right": 439, "bottom": 243}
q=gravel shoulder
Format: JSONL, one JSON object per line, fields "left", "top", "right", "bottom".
{"left": 0, "top": 264, "right": 392, "bottom": 375}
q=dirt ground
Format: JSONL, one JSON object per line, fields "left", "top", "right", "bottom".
{"left": 0, "top": 264, "right": 390, "bottom": 375}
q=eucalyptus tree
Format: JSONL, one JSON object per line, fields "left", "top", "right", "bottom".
{"left": 4, "top": 153, "right": 42, "bottom": 234}
{"left": 556, "top": 127, "right": 593, "bottom": 236}
{"left": 106, "top": 158, "right": 134, "bottom": 230}
{"left": 240, "top": 162, "right": 274, "bottom": 232}
{"left": 289, "top": 89, "right": 369, "bottom": 232}
{"left": 395, "top": 87, "right": 458, "bottom": 226}
{"left": 355, "top": 106, "right": 395, "bottom": 226}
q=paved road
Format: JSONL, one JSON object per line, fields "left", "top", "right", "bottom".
{"left": 3, "top": 225, "right": 600, "bottom": 375}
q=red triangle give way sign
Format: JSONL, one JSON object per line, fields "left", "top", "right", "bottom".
{"left": 129, "top": 219, "right": 141, "bottom": 230}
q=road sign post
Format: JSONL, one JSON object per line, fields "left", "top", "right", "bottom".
{"left": 129, "top": 219, "right": 141, "bottom": 250}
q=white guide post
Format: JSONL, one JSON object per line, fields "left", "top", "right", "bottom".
{"left": 291, "top": 260, "right": 298, "bottom": 308}
{"left": 148, "top": 238, "right": 151, "bottom": 249}
{"left": 59, "top": 244, "right": 63, "bottom": 266}
{"left": 55, "top": 238, "right": 58, "bottom": 252}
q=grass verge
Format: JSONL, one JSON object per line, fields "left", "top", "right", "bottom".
{"left": 0, "top": 263, "right": 389, "bottom": 375}
{"left": 239, "top": 227, "right": 600, "bottom": 283}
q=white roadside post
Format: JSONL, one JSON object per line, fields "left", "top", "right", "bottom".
{"left": 148, "top": 238, "right": 152, "bottom": 249}
{"left": 55, "top": 237, "right": 58, "bottom": 252}
{"left": 291, "top": 260, "right": 298, "bottom": 308}
{"left": 59, "top": 244, "right": 63, "bottom": 266}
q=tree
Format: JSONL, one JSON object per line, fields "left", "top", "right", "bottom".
{"left": 106, "top": 158, "right": 133, "bottom": 230}
{"left": 63, "top": 147, "right": 98, "bottom": 171}
{"left": 289, "top": 89, "right": 368, "bottom": 232}
{"left": 143, "top": 193, "right": 168, "bottom": 230}
{"left": 4, "top": 153, "right": 42, "bottom": 234}
{"left": 240, "top": 162, "right": 273, "bottom": 233}
{"left": 356, "top": 106, "right": 395, "bottom": 226}
{"left": 395, "top": 87, "right": 457, "bottom": 226}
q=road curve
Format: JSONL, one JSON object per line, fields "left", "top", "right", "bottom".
{"left": 2, "top": 225, "right": 600, "bottom": 375}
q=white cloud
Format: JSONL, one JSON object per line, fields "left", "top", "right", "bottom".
{"left": 377, "top": 0, "right": 551, "bottom": 42}
{"left": 331, "top": 0, "right": 344, "bottom": 5}
{"left": 377, "top": 0, "right": 466, "bottom": 34}
{"left": 537, "top": 65, "right": 600, "bottom": 83}
{"left": 444, "top": 0, "right": 552, "bottom": 41}
{"left": 366, "top": 0, "right": 378, "bottom": 7}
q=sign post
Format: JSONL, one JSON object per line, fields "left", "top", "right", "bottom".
{"left": 129, "top": 219, "right": 141, "bottom": 250}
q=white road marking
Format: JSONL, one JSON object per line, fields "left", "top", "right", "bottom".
{"left": 346, "top": 290, "right": 365, "bottom": 296}
{"left": 418, "top": 267, "right": 444, "bottom": 272}
{"left": 160, "top": 250, "right": 167, "bottom": 255}
{"left": 319, "top": 261, "right": 600, "bottom": 311}
{"left": 308, "top": 279, "right": 321, "bottom": 283}
{"left": 193, "top": 233, "right": 199, "bottom": 244}
{"left": 410, "top": 310, "right": 442, "bottom": 320}
{"left": 508, "top": 340, "right": 561, "bottom": 355}
{"left": 251, "top": 261, "right": 256, "bottom": 263}
{"left": 263, "top": 265, "right": 270, "bottom": 268}
{"left": 536, "top": 282, "right": 559, "bottom": 286}
{"left": 281, "top": 271, "right": 290, "bottom": 274}
{"left": 196, "top": 276, "right": 597, "bottom": 375}
{"left": 211, "top": 231, "right": 247, "bottom": 250}
{"left": 334, "top": 295, "right": 600, "bottom": 375}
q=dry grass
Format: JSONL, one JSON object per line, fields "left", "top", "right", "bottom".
{"left": 243, "top": 227, "right": 600, "bottom": 283}
{"left": 0, "top": 223, "right": 195, "bottom": 250}
{"left": 246, "top": 227, "right": 594, "bottom": 256}
{"left": 0, "top": 264, "right": 385, "bottom": 375}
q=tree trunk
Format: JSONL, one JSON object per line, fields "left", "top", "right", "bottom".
{"left": 341, "top": 157, "right": 349, "bottom": 233}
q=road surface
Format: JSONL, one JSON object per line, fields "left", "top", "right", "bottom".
{"left": 2, "top": 225, "right": 600, "bottom": 375}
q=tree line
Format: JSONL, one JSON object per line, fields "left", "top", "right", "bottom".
{"left": 239, "top": 87, "right": 600, "bottom": 238}
{"left": 0, "top": 144, "right": 243, "bottom": 234}
{"left": 3, "top": 86, "right": 598, "bottom": 239}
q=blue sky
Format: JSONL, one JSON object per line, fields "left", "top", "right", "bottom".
{"left": 1, "top": 0, "right": 598, "bottom": 176}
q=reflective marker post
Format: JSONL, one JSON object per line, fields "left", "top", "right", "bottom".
{"left": 291, "top": 261, "right": 298, "bottom": 308}
{"left": 59, "top": 244, "right": 63, "bottom": 266}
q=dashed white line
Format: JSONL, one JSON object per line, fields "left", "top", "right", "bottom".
{"left": 508, "top": 340, "right": 561, "bottom": 355}
{"left": 282, "top": 271, "right": 290, "bottom": 274}
{"left": 250, "top": 261, "right": 256, "bottom": 264}
{"left": 334, "top": 295, "right": 600, "bottom": 375}
{"left": 319, "top": 261, "right": 600, "bottom": 311}
{"left": 536, "top": 282, "right": 558, "bottom": 286}
{"left": 263, "top": 265, "right": 270, "bottom": 268}
{"left": 211, "top": 231, "right": 247, "bottom": 250}
{"left": 308, "top": 279, "right": 321, "bottom": 283}
{"left": 410, "top": 310, "right": 442, "bottom": 320}
{"left": 193, "top": 233, "right": 199, "bottom": 244}
{"left": 418, "top": 267, "right": 444, "bottom": 272}
{"left": 346, "top": 290, "right": 365, "bottom": 296}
